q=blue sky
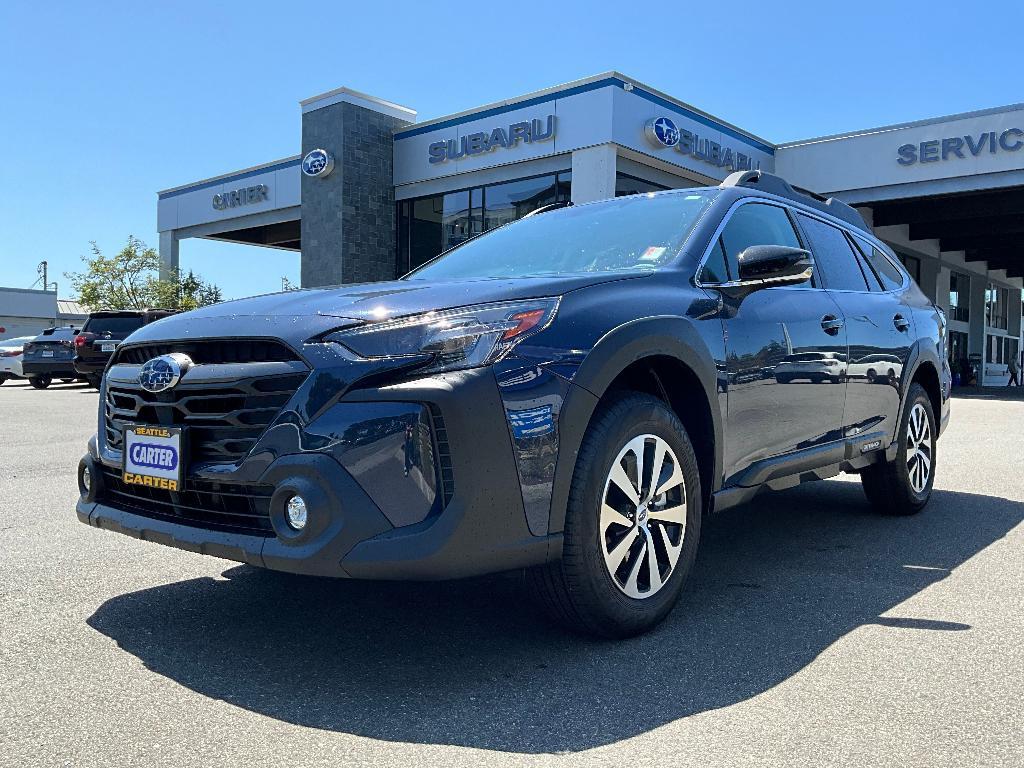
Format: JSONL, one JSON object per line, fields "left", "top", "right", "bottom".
{"left": 1, "top": 0, "right": 1020, "bottom": 300}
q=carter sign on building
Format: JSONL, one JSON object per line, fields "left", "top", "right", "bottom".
{"left": 212, "top": 184, "right": 269, "bottom": 210}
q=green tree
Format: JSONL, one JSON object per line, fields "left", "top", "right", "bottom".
{"left": 66, "top": 236, "right": 222, "bottom": 311}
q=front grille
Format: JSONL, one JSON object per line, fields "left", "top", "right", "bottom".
{"left": 105, "top": 370, "right": 307, "bottom": 464}
{"left": 98, "top": 466, "right": 274, "bottom": 536}
{"left": 115, "top": 339, "right": 300, "bottom": 366}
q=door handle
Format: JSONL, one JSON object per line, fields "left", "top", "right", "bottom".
{"left": 893, "top": 314, "right": 910, "bottom": 332}
{"left": 821, "top": 315, "right": 844, "bottom": 335}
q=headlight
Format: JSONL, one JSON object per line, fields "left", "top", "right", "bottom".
{"left": 325, "top": 298, "right": 560, "bottom": 374}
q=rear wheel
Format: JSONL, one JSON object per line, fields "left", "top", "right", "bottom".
{"left": 0, "top": 375, "right": 7, "bottom": 385}
{"left": 86, "top": 374, "right": 102, "bottom": 389}
{"left": 530, "top": 392, "right": 702, "bottom": 638}
{"left": 861, "top": 383, "right": 935, "bottom": 516}
{"left": 29, "top": 376, "right": 52, "bottom": 390}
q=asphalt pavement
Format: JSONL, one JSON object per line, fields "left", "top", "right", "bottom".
{"left": 1, "top": 379, "right": 1021, "bottom": 767}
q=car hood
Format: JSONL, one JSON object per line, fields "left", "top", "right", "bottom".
{"left": 126, "top": 273, "right": 648, "bottom": 345}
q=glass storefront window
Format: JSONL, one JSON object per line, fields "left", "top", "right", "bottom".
{"left": 986, "top": 284, "right": 1008, "bottom": 330}
{"left": 949, "top": 271, "right": 970, "bottom": 323}
{"left": 484, "top": 175, "right": 559, "bottom": 230}
{"left": 897, "top": 252, "right": 921, "bottom": 285}
{"left": 398, "top": 172, "right": 572, "bottom": 276}
{"left": 616, "top": 173, "right": 670, "bottom": 197}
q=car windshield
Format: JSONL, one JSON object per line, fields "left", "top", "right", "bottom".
{"left": 85, "top": 316, "right": 144, "bottom": 334}
{"left": 407, "top": 191, "right": 717, "bottom": 280}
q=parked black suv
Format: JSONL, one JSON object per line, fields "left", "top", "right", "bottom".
{"left": 75, "top": 309, "right": 177, "bottom": 387}
{"left": 77, "top": 171, "right": 950, "bottom": 637}
{"left": 22, "top": 326, "right": 81, "bottom": 388}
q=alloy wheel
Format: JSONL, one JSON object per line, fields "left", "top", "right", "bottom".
{"left": 906, "top": 402, "right": 932, "bottom": 493}
{"left": 600, "top": 434, "right": 686, "bottom": 599}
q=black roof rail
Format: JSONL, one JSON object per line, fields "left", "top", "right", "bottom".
{"left": 720, "top": 170, "right": 868, "bottom": 232}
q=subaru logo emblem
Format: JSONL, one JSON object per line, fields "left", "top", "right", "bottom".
{"left": 644, "top": 116, "right": 680, "bottom": 148}
{"left": 301, "top": 148, "right": 335, "bottom": 178}
{"left": 139, "top": 353, "right": 192, "bottom": 393}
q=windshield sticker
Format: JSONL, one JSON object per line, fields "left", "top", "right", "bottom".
{"left": 640, "top": 246, "right": 667, "bottom": 261}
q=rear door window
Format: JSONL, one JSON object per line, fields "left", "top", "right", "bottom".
{"left": 853, "top": 236, "right": 906, "bottom": 291}
{"left": 797, "top": 214, "right": 869, "bottom": 292}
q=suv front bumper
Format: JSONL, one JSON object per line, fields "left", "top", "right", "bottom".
{"left": 77, "top": 367, "right": 560, "bottom": 579}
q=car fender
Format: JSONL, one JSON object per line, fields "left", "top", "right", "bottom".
{"left": 547, "top": 315, "right": 723, "bottom": 534}
{"left": 889, "top": 338, "right": 941, "bottom": 449}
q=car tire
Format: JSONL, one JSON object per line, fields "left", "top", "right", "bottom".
{"left": 0, "top": 375, "right": 7, "bottom": 385}
{"left": 29, "top": 376, "right": 52, "bottom": 390}
{"left": 860, "top": 382, "right": 935, "bottom": 516}
{"left": 86, "top": 374, "right": 102, "bottom": 389}
{"left": 529, "top": 392, "right": 702, "bottom": 638}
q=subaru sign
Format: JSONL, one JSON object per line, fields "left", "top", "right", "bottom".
{"left": 139, "top": 353, "right": 192, "bottom": 393}
{"left": 302, "top": 148, "right": 335, "bottom": 178}
{"left": 644, "top": 116, "right": 760, "bottom": 172}
{"left": 428, "top": 115, "right": 556, "bottom": 164}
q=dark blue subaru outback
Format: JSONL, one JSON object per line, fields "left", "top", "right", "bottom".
{"left": 77, "top": 171, "right": 950, "bottom": 637}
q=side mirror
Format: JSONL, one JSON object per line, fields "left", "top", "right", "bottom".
{"left": 736, "top": 245, "right": 813, "bottom": 288}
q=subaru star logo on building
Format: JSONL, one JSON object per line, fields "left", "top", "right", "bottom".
{"left": 138, "top": 354, "right": 192, "bottom": 393}
{"left": 301, "top": 148, "right": 335, "bottom": 178}
{"left": 645, "top": 116, "right": 680, "bottom": 148}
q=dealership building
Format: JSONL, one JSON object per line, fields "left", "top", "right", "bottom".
{"left": 156, "top": 72, "right": 1024, "bottom": 385}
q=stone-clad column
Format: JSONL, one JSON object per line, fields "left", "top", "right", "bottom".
{"left": 299, "top": 89, "right": 415, "bottom": 287}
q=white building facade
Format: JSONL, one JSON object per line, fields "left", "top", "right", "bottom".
{"left": 155, "top": 73, "right": 1024, "bottom": 386}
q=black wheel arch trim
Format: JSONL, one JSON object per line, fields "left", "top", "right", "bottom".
{"left": 547, "top": 315, "right": 724, "bottom": 534}
{"left": 897, "top": 339, "right": 944, "bottom": 443}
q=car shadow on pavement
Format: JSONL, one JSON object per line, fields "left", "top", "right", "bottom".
{"left": 87, "top": 481, "right": 1022, "bottom": 754}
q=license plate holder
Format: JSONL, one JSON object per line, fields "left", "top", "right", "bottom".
{"left": 42, "top": 350, "right": 54, "bottom": 357}
{"left": 101, "top": 342, "right": 117, "bottom": 352}
{"left": 122, "top": 425, "right": 185, "bottom": 491}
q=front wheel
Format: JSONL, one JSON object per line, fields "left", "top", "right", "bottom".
{"left": 530, "top": 392, "right": 702, "bottom": 638}
{"left": 29, "top": 376, "right": 52, "bottom": 390}
{"left": 861, "top": 383, "right": 935, "bottom": 515}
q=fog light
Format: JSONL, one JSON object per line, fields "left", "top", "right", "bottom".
{"left": 81, "top": 465, "right": 91, "bottom": 493}
{"left": 285, "top": 495, "right": 308, "bottom": 530}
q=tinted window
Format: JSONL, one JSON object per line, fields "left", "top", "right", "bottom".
{"left": 84, "top": 316, "right": 144, "bottom": 334}
{"left": 409, "top": 192, "right": 717, "bottom": 279}
{"left": 853, "top": 248, "right": 883, "bottom": 291}
{"left": 700, "top": 239, "right": 729, "bottom": 283}
{"left": 854, "top": 236, "right": 905, "bottom": 291}
{"left": 720, "top": 203, "right": 801, "bottom": 276}
{"left": 718, "top": 203, "right": 813, "bottom": 289}
{"left": 798, "top": 215, "right": 869, "bottom": 291}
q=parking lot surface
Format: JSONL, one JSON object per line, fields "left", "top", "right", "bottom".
{"left": 1, "top": 380, "right": 1022, "bottom": 767}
